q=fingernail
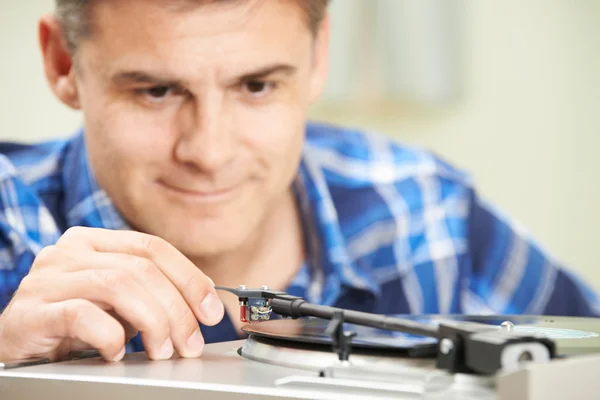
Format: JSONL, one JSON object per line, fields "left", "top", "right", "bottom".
{"left": 157, "top": 338, "right": 174, "bottom": 360}
{"left": 185, "top": 328, "right": 205, "bottom": 356}
{"left": 199, "top": 293, "right": 224, "bottom": 325}
{"left": 206, "top": 276, "right": 215, "bottom": 286}
{"left": 112, "top": 347, "right": 125, "bottom": 362}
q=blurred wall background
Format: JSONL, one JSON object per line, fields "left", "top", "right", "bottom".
{"left": 1, "top": 0, "right": 600, "bottom": 291}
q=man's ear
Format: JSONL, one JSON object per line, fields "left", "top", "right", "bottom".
{"left": 308, "top": 13, "right": 330, "bottom": 104}
{"left": 38, "top": 14, "right": 81, "bottom": 110}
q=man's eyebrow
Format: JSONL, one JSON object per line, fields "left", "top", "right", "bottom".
{"left": 235, "top": 64, "right": 297, "bottom": 81}
{"left": 109, "top": 64, "right": 296, "bottom": 86}
{"left": 110, "top": 71, "right": 182, "bottom": 87}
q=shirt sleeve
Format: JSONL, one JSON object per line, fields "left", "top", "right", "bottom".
{"left": 0, "top": 157, "right": 51, "bottom": 310}
{"left": 466, "top": 192, "right": 600, "bottom": 317}
{"left": 0, "top": 231, "right": 36, "bottom": 310}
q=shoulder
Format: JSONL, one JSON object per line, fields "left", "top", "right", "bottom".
{"left": 0, "top": 137, "right": 74, "bottom": 264}
{"left": 303, "top": 121, "right": 477, "bottom": 257}
{"left": 0, "top": 136, "right": 73, "bottom": 232}
{"left": 304, "top": 121, "right": 475, "bottom": 209}
{"left": 0, "top": 138, "right": 71, "bottom": 194}
{"left": 302, "top": 122, "right": 479, "bottom": 304}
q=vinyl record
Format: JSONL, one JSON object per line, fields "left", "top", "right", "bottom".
{"left": 241, "top": 314, "right": 600, "bottom": 357}
{"left": 243, "top": 317, "right": 437, "bottom": 353}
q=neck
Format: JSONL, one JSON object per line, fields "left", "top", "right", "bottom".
{"left": 191, "top": 188, "right": 305, "bottom": 292}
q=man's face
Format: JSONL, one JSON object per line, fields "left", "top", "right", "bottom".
{"left": 69, "top": 0, "right": 328, "bottom": 258}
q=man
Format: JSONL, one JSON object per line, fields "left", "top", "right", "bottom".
{"left": 0, "top": 0, "right": 597, "bottom": 364}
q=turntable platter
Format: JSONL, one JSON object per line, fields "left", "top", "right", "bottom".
{"left": 241, "top": 314, "right": 600, "bottom": 357}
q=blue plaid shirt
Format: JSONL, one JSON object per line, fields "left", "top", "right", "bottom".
{"left": 1, "top": 122, "right": 599, "bottom": 352}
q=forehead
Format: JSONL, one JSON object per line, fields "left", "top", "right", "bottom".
{"left": 80, "top": 0, "right": 312, "bottom": 78}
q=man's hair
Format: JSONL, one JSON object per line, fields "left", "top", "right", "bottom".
{"left": 55, "top": 0, "right": 330, "bottom": 54}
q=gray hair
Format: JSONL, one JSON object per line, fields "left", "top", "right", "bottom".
{"left": 55, "top": 0, "right": 330, "bottom": 54}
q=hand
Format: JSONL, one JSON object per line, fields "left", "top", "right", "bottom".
{"left": 0, "top": 227, "right": 224, "bottom": 363}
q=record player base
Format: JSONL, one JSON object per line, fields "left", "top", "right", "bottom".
{"left": 0, "top": 339, "right": 599, "bottom": 400}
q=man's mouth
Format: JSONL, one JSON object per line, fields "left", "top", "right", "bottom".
{"left": 157, "top": 179, "right": 239, "bottom": 202}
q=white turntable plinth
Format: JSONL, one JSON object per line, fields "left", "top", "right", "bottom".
{"left": 2, "top": 337, "right": 600, "bottom": 400}
{"left": 0, "top": 338, "right": 492, "bottom": 400}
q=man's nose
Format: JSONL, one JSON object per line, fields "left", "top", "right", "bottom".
{"left": 174, "top": 93, "right": 235, "bottom": 173}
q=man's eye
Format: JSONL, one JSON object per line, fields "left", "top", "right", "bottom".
{"left": 135, "top": 86, "right": 174, "bottom": 104}
{"left": 145, "top": 86, "right": 171, "bottom": 99}
{"left": 243, "top": 80, "right": 275, "bottom": 97}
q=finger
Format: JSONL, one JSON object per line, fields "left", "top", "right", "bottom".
{"left": 97, "top": 253, "right": 205, "bottom": 357}
{"left": 28, "top": 246, "right": 204, "bottom": 358}
{"left": 102, "top": 255, "right": 205, "bottom": 358}
{"left": 26, "top": 269, "right": 174, "bottom": 361}
{"left": 106, "top": 310, "right": 140, "bottom": 343}
{"left": 57, "top": 227, "right": 224, "bottom": 326}
{"left": 45, "top": 299, "right": 126, "bottom": 362}
{"left": 37, "top": 250, "right": 205, "bottom": 358}
{"left": 0, "top": 300, "right": 125, "bottom": 362}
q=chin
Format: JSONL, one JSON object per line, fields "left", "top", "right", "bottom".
{"left": 127, "top": 190, "right": 261, "bottom": 258}
{"left": 176, "top": 235, "right": 244, "bottom": 259}
{"left": 158, "top": 220, "right": 249, "bottom": 258}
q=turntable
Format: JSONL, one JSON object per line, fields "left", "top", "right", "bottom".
{"left": 1, "top": 285, "right": 600, "bottom": 400}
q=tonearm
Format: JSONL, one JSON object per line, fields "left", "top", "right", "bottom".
{"left": 216, "top": 285, "right": 557, "bottom": 376}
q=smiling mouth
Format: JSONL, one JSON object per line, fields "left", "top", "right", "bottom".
{"left": 157, "top": 180, "right": 238, "bottom": 201}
